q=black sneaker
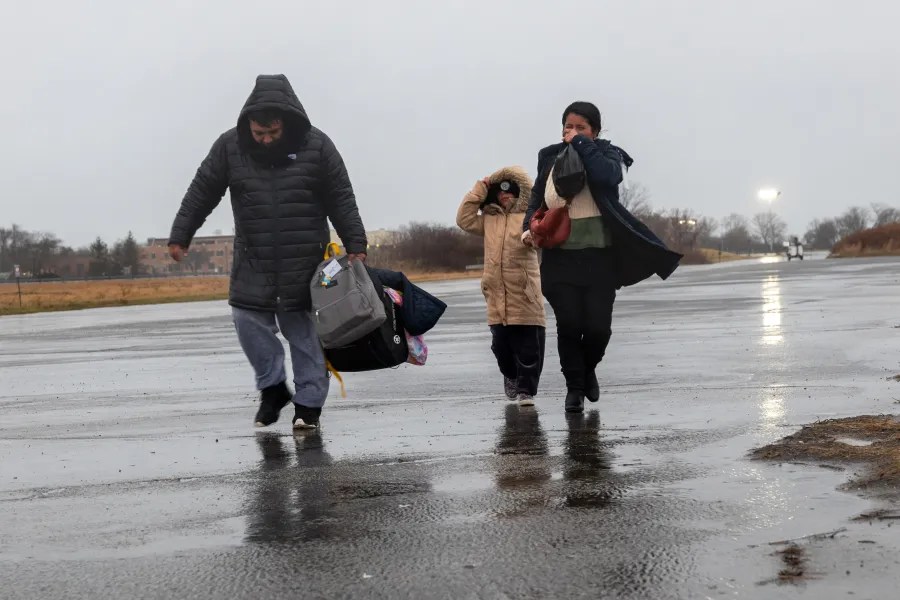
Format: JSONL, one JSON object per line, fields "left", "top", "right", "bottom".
{"left": 503, "top": 377, "right": 517, "bottom": 400}
{"left": 586, "top": 371, "right": 600, "bottom": 403}
{"left": 254, "top": 381, "right": 292, "bottom": 427}
{"left": 565, "top": 390, "right": 585, "bottom": 413}
{"left": 293, "top": 404, "right": 322, "bottom": 430}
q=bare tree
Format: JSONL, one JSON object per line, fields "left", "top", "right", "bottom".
{"left": 804, "top": 218, "right": 839, "bottom": 249}
{"left": 835, "top": 206, "right": 870, "bottom": 238}
{"left": 753, "top": 211, "right": 788, "bottom": 252}
{"left": 0, "top": 227, "right": 11, "bottom": 272}
{"left": 33, "top": 232, "right": 61, "bottom": 274}
{"left": 696, "top": 216, "right": 719, "bottom": 247}
{"left": 721, "top": 213, "right": 754, "bottom": 253}
{"left": 666, "top": 209, "right": 708, "bottom": 251}
{"left": 871, "top": 203, "right": 900, "bottom": 227}
{"left": 619, "top": 182, "right": 652, "bottom": 218}
{"left": 371, "top": 222, "right": 482, "bottom": 272}
{"left": 722, "top": 213, "right": 748, "bottom": 233}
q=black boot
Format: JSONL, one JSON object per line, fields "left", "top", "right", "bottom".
{"left": 254, "top": 381, "right": 292, "bottom": 427}
{"left": 586, "top": 371, "right": 600, "bottom": 403}
{"left": 565, "top": 390, "right": 585, "bottom": 413}
{"left": 293, "top": 404, "right": 322, "bottom": 430}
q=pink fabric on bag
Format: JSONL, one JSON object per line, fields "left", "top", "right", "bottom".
{"left": 384, "top": 287, "right": 403, "bottom": 305}
{"left": 384, "top": 287, "right": 428, "bottom": 366}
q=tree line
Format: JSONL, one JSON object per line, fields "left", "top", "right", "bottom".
{"left": 4, "top": 190, "right": 898, "bottom": 278}
{"left": 0, "top": 225, "right": 140, "bottom": 277}
{"left": 381, "top": 184, "right": 900, "bottom": 268}
{"left": 620, "top": 184, "right": 900, "bottom": 256}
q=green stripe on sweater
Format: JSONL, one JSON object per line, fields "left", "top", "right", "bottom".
{"left": 562, "top": 216, "right": 612, "bottom": 249}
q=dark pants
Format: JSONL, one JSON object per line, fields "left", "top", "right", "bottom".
{"left": 490, "top": 324, "right": 546, "bottom": 396}
{"left": 541, "top": 248, "right": 617, "bottom": 392}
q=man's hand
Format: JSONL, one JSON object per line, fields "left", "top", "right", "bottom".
{"left": 168, "top": 244, "right": 187, "bottom": 262}
{"left": 347, "top": 253, "right": 367, "bottom": 263}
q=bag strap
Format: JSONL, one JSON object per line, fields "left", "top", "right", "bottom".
{"left": 325, "top": 355, "right": 347, "bottom": 398}
{"left": 321, "top": 242, "right": 347, "bottom": 396}
{"left": 323, "top": 242, "right": 342, "bottom": 260}
{"left": 542, "top": 162, "right": 573, "bottom": 208}
{"left": 538, "top": 161, "right": 553, "bottom": 210}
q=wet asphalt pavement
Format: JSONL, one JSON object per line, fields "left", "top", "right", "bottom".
{"left": 2, "top": 253, "right": 900, "bottom": 599}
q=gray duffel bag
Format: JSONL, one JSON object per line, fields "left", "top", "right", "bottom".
{"left": 311, "top": 248, "right": 386, "bottom": 349}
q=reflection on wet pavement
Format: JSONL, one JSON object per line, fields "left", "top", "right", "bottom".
{"left": 760, "top": 274, "right": 783, "bottom": 347}
{"left": 3, "top": 255, "right": 900, "bottom": 598}
{"left": 563, "top": 411, "right": 615, "bottom": 508}
{"left": 246, "top": 432, "right": 338, "bottom": 544}
{"left": 492, "top": 406, "right": 619, "bottom": 514}
{"left": 494, "top": 405, "right": 551, "bottom": 490}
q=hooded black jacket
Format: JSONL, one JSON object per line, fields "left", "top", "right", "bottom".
{"left": 169, "top": 74, "right": 367, "bottom": 311}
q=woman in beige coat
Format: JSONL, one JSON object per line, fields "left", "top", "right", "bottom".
{"left": 457, "top": 166, "right": 546, "bottom": 406}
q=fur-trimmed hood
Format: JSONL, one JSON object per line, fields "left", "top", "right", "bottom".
{"left": 485, "top": 165, "right": 533, "bottom": 214}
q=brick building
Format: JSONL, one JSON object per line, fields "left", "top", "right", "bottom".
{"left": 141, "top": 235, "right": 234, "bottom": 275}
{"left": 140, "top": 229, "right": 397, "bottom": 275}
{"left": 32, "top": 253, "right": 93, "bottom": 278}
{"left": 46, "top": 254, "right": 93, "bottom": 277}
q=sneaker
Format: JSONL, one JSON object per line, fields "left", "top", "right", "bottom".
{"left": 254, "top": 381, "right": 292, "bottom": 427}
{"left": 565, "top": 390, "right": 585, "bottom": 413}
{"left": 517, "top": 394, "right": 535, "bottom": 407}
{"left": 586, "top": 371, "right": 600, "bottom": 403}
{"left": 503, "top": 377, "right": 517, "bottom": 400}
{"left": 292, "top": 404, "right": 322, "bottom": 430}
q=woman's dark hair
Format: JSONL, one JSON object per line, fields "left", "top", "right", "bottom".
{"left": 562, "top": 101, "right": 602, "bottom": 135}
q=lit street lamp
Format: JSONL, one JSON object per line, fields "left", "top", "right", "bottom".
{"left": 756, "top": 188, "right": 783, "bottom": 253}
{"left": 758, "top": 188, "right": 781, "bottom": 204}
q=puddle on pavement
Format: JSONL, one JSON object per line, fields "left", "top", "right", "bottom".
{"left": 2, "top": 515, "right": 247, "bottom": 562}
{"left": 432, "top": 471, "right": 494, "bottom": 494}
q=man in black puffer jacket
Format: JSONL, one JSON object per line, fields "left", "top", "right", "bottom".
{"left": 168, "top": 74, "right": 368, "bottom": 430}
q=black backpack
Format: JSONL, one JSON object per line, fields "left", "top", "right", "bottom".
{"left": 324, "top": 288, "right": 409, "bottom": 372}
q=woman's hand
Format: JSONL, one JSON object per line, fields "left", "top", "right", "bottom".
{"left": 563, "top": 129, "right": 580, "bottom": 144}
{"left": 521, "top": 230, "right": 534, "bottom": 247}
{"left": 472, "top": 178, "right": 490, "bottom": 200}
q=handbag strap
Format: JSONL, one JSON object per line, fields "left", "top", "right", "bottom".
{"left": 540, "top": 161, "right": 575, "bottom": 209}
{"left": 321, "top": 241, "right": 347, "bottom": 396}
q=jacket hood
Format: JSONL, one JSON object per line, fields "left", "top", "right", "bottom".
{"left": 486, "top": 165, "right": 533, "bottom": 213}
{"left": 237, "top": 74, "right": 312, "bottom": 151}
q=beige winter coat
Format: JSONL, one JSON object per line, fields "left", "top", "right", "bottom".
{"left": 456, "top": 166, "right": 546, "bottom": 327}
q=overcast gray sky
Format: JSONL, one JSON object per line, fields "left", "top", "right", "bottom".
{"left": 1, "top": 0, "right": 898, "bottom": 247}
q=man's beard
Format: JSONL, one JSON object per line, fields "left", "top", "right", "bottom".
{"left": 249, "top": 137, "right": 290, "bottom": 164}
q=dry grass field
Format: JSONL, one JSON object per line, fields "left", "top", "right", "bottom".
{"left": 0, "top": 271, "right": 480, "bottom": 316}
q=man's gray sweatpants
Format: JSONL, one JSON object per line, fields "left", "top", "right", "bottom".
{"left": 232, "top": 307, "right": 329, "bottom": 408}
